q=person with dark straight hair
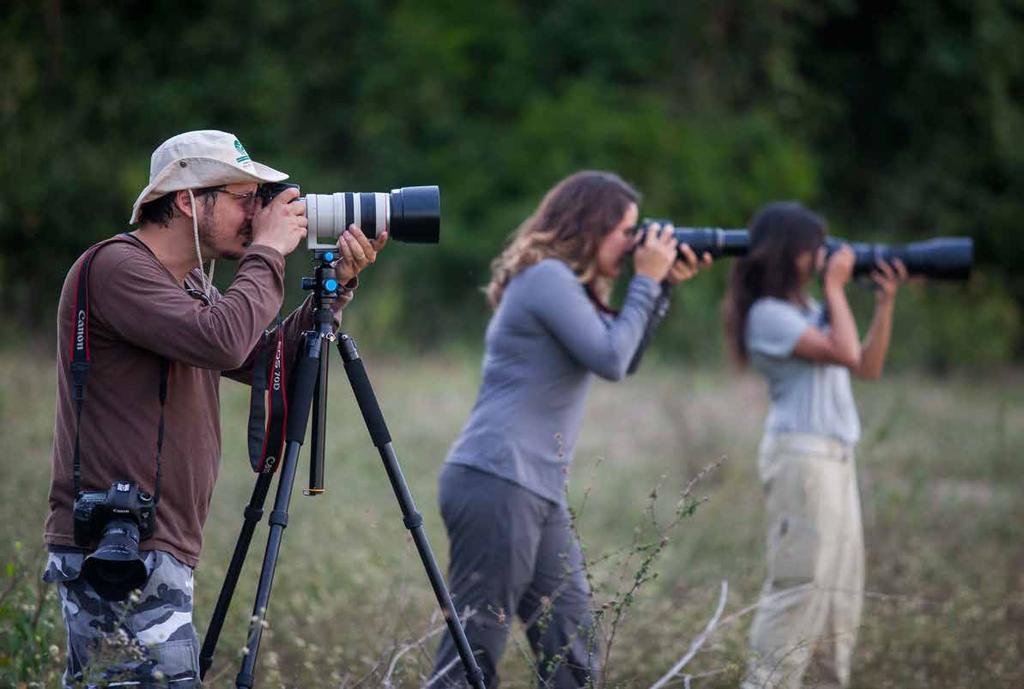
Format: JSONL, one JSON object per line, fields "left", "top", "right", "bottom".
{"left": 430, "top": 170, "right": 711, "bottom": 688}
{"left": 724, "top": 202, "right": 907, "bottom": 689}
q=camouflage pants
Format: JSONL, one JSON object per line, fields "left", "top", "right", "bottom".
{"left": 43, "top": 548, "right": 200, "bottom": 688}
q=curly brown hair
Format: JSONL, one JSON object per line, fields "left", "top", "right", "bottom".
{"left": 486, "top": 170, "right": 640, "bottom": 308}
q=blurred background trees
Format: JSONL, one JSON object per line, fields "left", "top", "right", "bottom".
{"left": 2, "top": 0, "right": 1020, "bottom": 368}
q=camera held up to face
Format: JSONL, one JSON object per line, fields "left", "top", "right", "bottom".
{"left": 633, "top": 218, "right": 973, "bottom": 280}
{"left": 258, "top": 183, "right": 441, "bottom": 250}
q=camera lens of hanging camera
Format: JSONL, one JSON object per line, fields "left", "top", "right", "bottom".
{"left": 73, "top": 481, "right": 156, "bottom": 601}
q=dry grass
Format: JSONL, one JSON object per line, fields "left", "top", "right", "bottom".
{"left": 1, "top": 346, "right": 1022, "bottom": 688}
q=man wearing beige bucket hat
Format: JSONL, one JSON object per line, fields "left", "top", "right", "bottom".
{"left": 43, "top": 130, "right": 387, "bottom": 687}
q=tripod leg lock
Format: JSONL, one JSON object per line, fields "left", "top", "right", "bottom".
{"left": 269, "top": 509, "right": 289, "bottom": 528}
{"left": 236, "top": 670, "right": 255, "bottom": 689}
{"left": 403, "top": 512, "right": 424, "bottom": 530}
{"left": 244, "top": 505, "right": 264, "bottom": 522}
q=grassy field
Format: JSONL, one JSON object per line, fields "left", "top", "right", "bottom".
{"left": 1, "top": 346, "right": 1022, "bottom": 688}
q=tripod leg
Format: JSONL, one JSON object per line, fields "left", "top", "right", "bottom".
{"left": 307, "top": 334, "right": 329, "bottom": 494}
{"left": 235, "top": 439, "right": 302, "bottom": 689}
{"left": 199, "top": 471, "right": 274, "bottom": 679}
{"left": 236, "top": 331, "right": 324, "bottom": 689}
{"left": 337, "top": 333, "right": 486, "bottom": 689}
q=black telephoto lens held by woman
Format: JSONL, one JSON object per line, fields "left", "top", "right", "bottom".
{"left": 634, "top": 218, "right": 973, "bottom": 280}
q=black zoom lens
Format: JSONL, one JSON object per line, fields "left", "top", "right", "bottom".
{"left": 305, "top": 186, "right": 440, "bottom": 248}
{"left": 636, "top": 220, "right": 748, "bottom": 259}
{"left": 81, "top": 519, "right": 148, "bottom": 601}
{"left": 636, "top": 220, "right": 972, "bottom": 280}
{"left": 671, "top": 228, "right": 750, "bottom": 258}
{"left": 826, "top": 237, "right": 973, "bottom": 280}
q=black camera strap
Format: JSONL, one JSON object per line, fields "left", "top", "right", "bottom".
{"left": 583, "top": 278, "right": 671, "bottom": 375}
{"left": 69, "top": 238, "right": 169, "bottom": 503}
{"left": 627, "top": 280, "right": 673, "bottom": 376}
{"left": 247, "top": 321, "right": 287, "bottom": 474}
{"left": 154, "top": 358, "right": 168, "bottom": 503}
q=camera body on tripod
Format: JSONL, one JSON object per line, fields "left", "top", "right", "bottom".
{"left": 73, "top": 480, "right": 155, "bottom": 547}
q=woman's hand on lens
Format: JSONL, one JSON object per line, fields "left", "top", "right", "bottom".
{"left": 666, "top": 244, "right": 712, "bottom": 285}
{"left": 871, "top": 258, "right": 907, "bottom": 305}
{"left": 824, "top": 244, "right": 855, "bottom": 291}
{"left": 250, "top": 187, "right": 308, "bottom": 256}
{"left": 334, "top": 224, "right": 388, "bottom": 284}
{"left": 633, "top": 223, "right": 679, "bottom": 282}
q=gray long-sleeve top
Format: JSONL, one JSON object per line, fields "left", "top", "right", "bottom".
{"left": 445, "top": 258, "right": 661, "bottom": 504}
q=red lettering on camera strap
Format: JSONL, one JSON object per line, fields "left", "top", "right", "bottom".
{"left": 248, "top": 325, "right": 287, "bottom": 474}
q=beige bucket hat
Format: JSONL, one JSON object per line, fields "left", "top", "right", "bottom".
{"left": 129, "top": 130, "right": 289, "bottom": 224}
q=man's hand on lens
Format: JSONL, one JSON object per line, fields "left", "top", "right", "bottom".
{"left": 633, "top": 223, "right": 679, "bottom": 282}
{"left": 250, "top": 187, "right": 308, "bottom": 256}
{"left": 666, "top": 244, "right": 712, "bottom": 285}
{"left": 334, "top": 225, "right": 389, "bottom": 284}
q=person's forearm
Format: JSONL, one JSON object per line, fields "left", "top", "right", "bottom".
{"left": 222, "top": 285, "right": 353, "bottom": 385}
{"left": 627, "top": 282, "right": 671, "bottom": 375}
{"left": 856, "top": 300, "right": 894, "bottom": 379}
{"left": 824, "top": 282, "right": 861, "bottom": 366}
{"left": 97, "top": 244, "right": 286, "bottom": 371}
{"left": 221, "top": 300, "right": 305, "bottom": 385}
{"left": 527, "top": 263, "right": 660, "bottom": 381}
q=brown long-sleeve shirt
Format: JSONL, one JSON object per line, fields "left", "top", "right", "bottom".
{"left": 45, "top": 234, "right": 352, "bottom": 566}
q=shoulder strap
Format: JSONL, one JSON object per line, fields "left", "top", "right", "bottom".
{"left": 69, "top": 246, "right": 100, "bottom": 497}
{"left": 627, "top": 280, "right": 673, "bottom": 376}
{"left": 69, "top": 238, "right": 169, "bottom": 501}
{"left": 247, "top": 321, "right": 288, "bottom": 474}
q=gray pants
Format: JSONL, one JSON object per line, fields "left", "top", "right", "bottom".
{"left": 430, "top": 464, "right": 599, "bottom": 689}
{"left": 43, "top": 548, "right": 200, "bottom": 688}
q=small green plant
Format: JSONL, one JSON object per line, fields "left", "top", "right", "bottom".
{"left": 0, "top": 542, "right": 64, "bottom": 687}
{"left": 576, "top": 459, "right": 723, "bottom": 688}
{"left": 479, "top": 457, "right": 726, "bottom": 688}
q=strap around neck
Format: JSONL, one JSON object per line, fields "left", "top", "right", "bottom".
{"left": 69, "top": 241, "right": 168, "bottom": 502}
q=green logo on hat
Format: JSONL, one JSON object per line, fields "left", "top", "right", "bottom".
{"left": 234, "top": 139, "right": 251, "bottom": 164}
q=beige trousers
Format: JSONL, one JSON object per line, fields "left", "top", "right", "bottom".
{"left": 743, "top": 433, "right": 865, "bottom": 689}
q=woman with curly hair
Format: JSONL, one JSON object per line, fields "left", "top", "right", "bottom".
{"left": 430, "top": 170, "right": 710, "bottom": 688}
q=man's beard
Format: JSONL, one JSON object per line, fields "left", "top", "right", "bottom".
{"left": 197, "top": 211, "right": 249, "bottom": 261}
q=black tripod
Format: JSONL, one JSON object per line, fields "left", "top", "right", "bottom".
{"left": 200, "top": 252, "right": 485, "bottom": 689}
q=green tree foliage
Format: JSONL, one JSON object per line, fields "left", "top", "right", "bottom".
{"left": 1, "top": 0, "right": 1019, "bottom": 366}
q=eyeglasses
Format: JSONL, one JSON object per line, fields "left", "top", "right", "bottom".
{"left": 212, "top": 188, "right": 258, "bottom": 206}
{"left": 202, "top": 187, "right": 259, "bottom": 210}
